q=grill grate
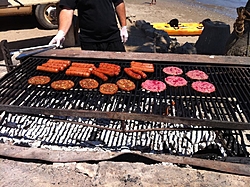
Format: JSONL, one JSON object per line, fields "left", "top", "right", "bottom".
{"left": 0, "top": 57, "right": 250, "bottom": 157}
{"left": 0, "top": 57, "right": 249, "bottom": 123}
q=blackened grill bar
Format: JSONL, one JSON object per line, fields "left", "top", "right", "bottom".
{"left": 0, "top": 105, "right": 249, "bottom": 130}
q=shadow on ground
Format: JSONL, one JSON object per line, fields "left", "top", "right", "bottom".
{"left": 0, "top": 15, "right": 47, "bottom": 31}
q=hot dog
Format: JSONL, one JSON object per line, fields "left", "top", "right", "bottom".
{"left": 130, "top": 66, "right": 154, "bottom": 73}
{"left": 66, "top": 66, "right": 94, "bottom": 72}
{"left": 36, "top": 66, "right": 59, "bottom": 73}
{"left": 124, "top": 68, "right": 141, "bottom": 80}
{"left": 45, "top": 62, "right": 69, "bottom": 68}
{"left": 95, "top": 68, "right": 115, "bottom": 77}
{"left": 99, "top": 65, "right": 120, "bottom": 73}
{"left": 42, "top": 64, "right": 65, "bottom": 71}
{"left": 99, "top": 63, "right": 120, "bottom": 75}
{"left": 131, "top": 61, "right": 154, "bottom": 73}
{"left": 65, "top": 70, "right": 91, "bottom": 77}
{"left": 99, "top": 63, "right": 121, "bottom": 72}
{"left": 46, "top": 59, "right": 71, "bottom": 66}
{"left": 130, "top": 68, "right": 147, "bottom": 79}
{"left": 71, "top": 63, "right": 96, "bottom": 68}
{"left": 131, "top": 61, "right": 154, "bottom": 68}
{"left": 91, "top": 70, "right": 108, "bottom": 81}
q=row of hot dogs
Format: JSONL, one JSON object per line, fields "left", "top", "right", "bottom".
{"left": 36, "top": 59, "right": 155, "bottom": 81}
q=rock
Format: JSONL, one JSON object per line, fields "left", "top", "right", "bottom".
{"left": 75, "top": 163, "right": 98, "bottom": 178}
{"left": 135, "top": 20, "right": 147, "bottom": 29}
{"left": 141, "top": 23, "right": 153, "bottom": 31}
{"left": 175, "top": 42, "right": 197, "bottom": 54}
{"left": 145, "top": 28, "right": 156, "bottom": 38}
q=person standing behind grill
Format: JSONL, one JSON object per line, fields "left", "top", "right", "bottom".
{"left": 49, "top": 0, "right": 128, "bottom": 52}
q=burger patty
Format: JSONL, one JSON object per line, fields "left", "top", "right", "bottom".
{"left": 191, "top": 81, "right": 216, "bottom": 93}
{"left": 99, "top": 83, "right": 119, "bottom": 95}
{"left": 79, "top": 78, "right": 99, "bottom": 89}
{"left": 163, "top": 66, "right": 183, "bottom": 75}
{"left": 116, "top": 79, "right": 136, "bottom": 91}
{"left": 28, "top": 75, "right": 51, "bottom": 85}
{"left": 51, "top": 80, "right": 75, "bottom": 90}
{"left": 141, "top": 80, "right": 166, "bottom": 92}
{"left": 165, "top": 76, "right": 187, "bottom": 87}
{"left": 186, "top": 70, "right": 208, "bottom": 80}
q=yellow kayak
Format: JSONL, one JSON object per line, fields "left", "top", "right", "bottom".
{"left": 151, "top": 22, "right": 204, "bottom": 36}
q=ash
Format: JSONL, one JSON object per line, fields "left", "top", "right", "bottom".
{"left": 0, "top": 95, "right": 249, "bottom": 158}
{"left": 0, "top": 112, "right": 230, "bottom": 157}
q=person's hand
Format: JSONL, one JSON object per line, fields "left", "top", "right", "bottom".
{"left": 49, "top": 30, "right": 65, "bottom": 48}
{"left": 120, "top": 26, "right": 128, "bottom": 43}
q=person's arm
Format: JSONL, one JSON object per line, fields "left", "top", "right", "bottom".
{"left": 58, "top": 7, "right": 74, "bottom": 34}
{"left": 114, "top": 1, "right": 128, "bottom": 43}
{"left": 49, "top": 7, "right": 74, "bottom": 47}
{"left": 115, "top": 1, "right": 126, "bottom": 27}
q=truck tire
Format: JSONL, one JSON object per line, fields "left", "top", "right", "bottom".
{"left": 35, "top": 4, "right": 58, "bottom": 29}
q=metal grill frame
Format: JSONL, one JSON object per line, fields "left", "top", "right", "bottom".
{"left": 1, "top": 50, "right": 250, "bottom": 176}
{"left": 0, "top": 49, "right": 250, "bottom": 128}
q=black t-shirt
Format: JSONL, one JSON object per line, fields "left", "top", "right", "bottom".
{"left": 59, "top": 0, "right": 121, "bottom": 43}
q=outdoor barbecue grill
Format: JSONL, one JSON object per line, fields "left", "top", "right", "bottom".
{"left": 0, "top": 49, "right": 250, "bottom": 175}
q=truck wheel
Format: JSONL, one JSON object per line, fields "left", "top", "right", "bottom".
{"left": 35, "top": 4, "right": 58, "bottom": 29}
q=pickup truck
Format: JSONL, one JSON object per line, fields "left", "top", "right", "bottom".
{"left": 0, "top": 0, "right": 59, "bottom": 29}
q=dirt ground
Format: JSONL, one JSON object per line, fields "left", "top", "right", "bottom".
{"left": 1, "top": 0, "right": 249, "bottom": 186}
{"left": 1, "top": 157, "right": 250, "bottom": 187}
